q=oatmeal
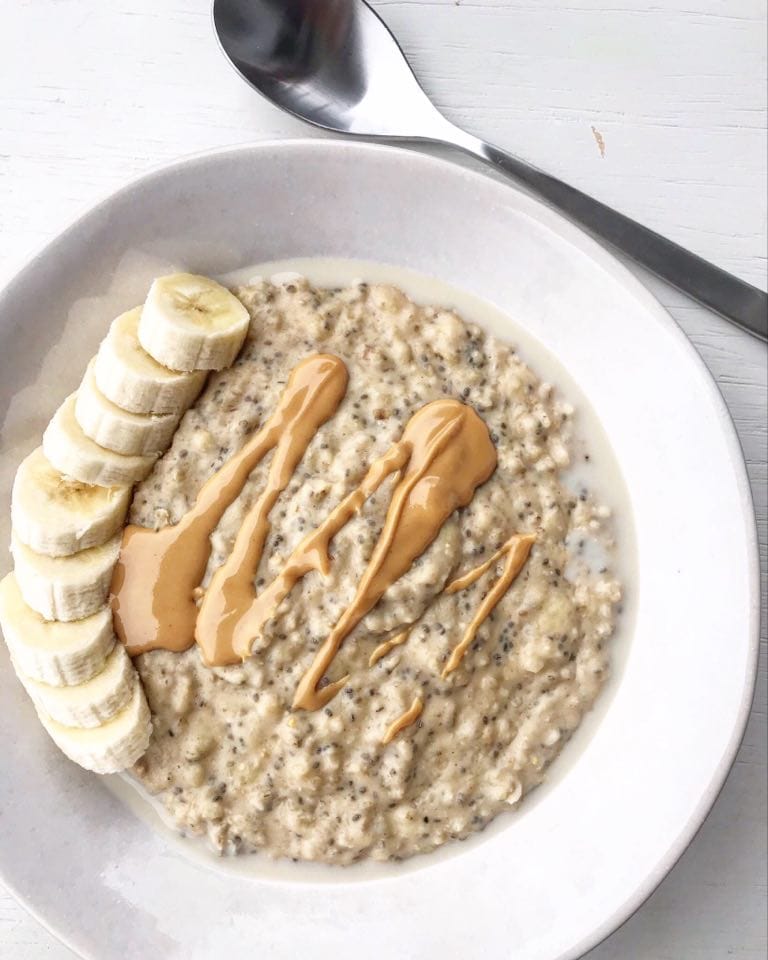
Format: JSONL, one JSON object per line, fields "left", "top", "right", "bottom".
{"left": 128, "top": 277, "right": 621, "bottom": 864}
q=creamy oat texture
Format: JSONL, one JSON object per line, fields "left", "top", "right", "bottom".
{"left": 131, "top": 277, "right": 621, "bottom": 864}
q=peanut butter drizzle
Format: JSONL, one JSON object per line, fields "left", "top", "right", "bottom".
{"left": 369, "top": 532, "right": 536, "bottom": 673}
{"left": 195, "top": 356, "right": 350, "bottom": 665}
{"left": 110, "top": 355, "right": 348, "bottom": 657}
{"left": 292, "top": 399, "right": 497, "bottom": 711}
{"left": 368, "top": 628, "right": 410, "bottom": 668}
{"left": 381, "top": 696, "right": 423, "bottom": 745}
{"left": 227, "top": 442, "right": 410, "bottom": 662}
{"left": 441, "top": 533, "right": 536, "bottom": 678}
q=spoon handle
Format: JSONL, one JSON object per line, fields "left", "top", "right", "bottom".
{"left": 446, "top": 129, "right": 767, "bottom": 340}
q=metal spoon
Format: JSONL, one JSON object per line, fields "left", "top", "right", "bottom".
{"left": 213, "top": 0, "right": 767, "bottom": 340}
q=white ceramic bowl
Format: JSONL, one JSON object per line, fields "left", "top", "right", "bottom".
{"left": 0, "top": 140, "right": 759, "bottom": 960}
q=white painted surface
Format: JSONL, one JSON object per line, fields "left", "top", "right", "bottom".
{"left": 0, "top": 0, "right": 764, "bottom": 957}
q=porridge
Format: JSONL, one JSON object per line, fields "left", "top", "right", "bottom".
{"left": 125, "top": 275, "right": 622, "bottom": 864}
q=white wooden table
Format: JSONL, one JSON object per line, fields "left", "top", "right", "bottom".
{"left": 0, "top": 1, "right": 765, "bottom": 957}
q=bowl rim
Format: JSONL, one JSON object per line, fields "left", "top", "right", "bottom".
{"left": 0, "top": 137, "right": 760, "bottom": 960}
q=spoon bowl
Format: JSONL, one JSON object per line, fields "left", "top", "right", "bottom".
{"left": 213, "top": 0, "right": 444, "bottom": 138}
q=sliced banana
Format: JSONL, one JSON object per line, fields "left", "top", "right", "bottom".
{"left": 43, "top": 393, "right": 156, "bottom": 487}
{"left": 0, "top": 573, "right": 115, "bottom": 686}
{"left": 11, "top": 447, "right": 130, "bottom": 557}
{"left": 16, "top": 642, "right": 135, "bottom": 729}
{"left": 76, "top": 359, "right": 179, "bottom": 457}
{"left": 139, "top": 273, "right": 250, "bottom": 371}
{"left": 94, "top": 307, "right": 207, "bottom": 415}
{"left": 11, "top": 530, "right": 121, "bottom": 622}
{"left": 35, "top": 678, "right": 151, "bottom": 774}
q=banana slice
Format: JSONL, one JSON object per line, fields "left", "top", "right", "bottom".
{"left": 35, "top": 678, "right": 151, "bottom": 774}
{"left": 11, "top": 530, "right": 121, "bottom": 622}
{"left": 11, "top": 447, "right": 130, "bottom": 557}
{"left": 139, "top": 273, "right": 250, "bottom": 371}
{"left": 0, "top": 573, "right": 114, "bottom": 686}
{"left": 15, "top": 642, "right": 135, "bottom": 729}
{"left": 94, "top": 307, "right": 206, "bottom": 415}
{"left": 43, "top": 393, "right": 156, "bottom": 487}
{"left": 76, "top": 359, "right": 179, "bottom": 457}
